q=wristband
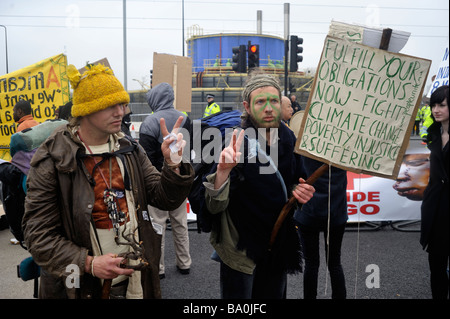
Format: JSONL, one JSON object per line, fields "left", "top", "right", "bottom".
{"left": 91, "top": 256, "right": 97, "bottom": 277}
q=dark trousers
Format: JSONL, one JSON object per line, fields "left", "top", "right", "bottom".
{"left": 219, "top": 261, "right": 287, "bottom": 299}
{"left": 298, "top": 222, "right": 347, "bottom": 299}
{"left": 428, "top": 252, "right": 449, "bottom": 299}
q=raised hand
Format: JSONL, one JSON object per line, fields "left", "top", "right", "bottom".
{"left": 214, "top": 129, "right": 245, "bottom": 189}
{"left": 160, "top": 116, "right": 186, "bottom": 166}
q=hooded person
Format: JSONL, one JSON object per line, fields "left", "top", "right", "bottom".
{"left": 139, "top": 82, "right": 191, "bottom": 171}
{"left": 139, "top": 82, "right": 192, "bottom": 278}
{"left": 22, "top": 64, "right": 194, "bottom": 299}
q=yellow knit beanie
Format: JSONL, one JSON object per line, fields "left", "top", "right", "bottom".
{"left": 67, "top": 63, "right": 130, "bottom": 117}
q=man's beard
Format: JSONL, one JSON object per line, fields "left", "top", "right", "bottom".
{"left": 248, "top": 111, "right": 280, "bottom": 130}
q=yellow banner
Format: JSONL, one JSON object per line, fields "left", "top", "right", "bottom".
{"left": 0, "top": 53, "right": 69, "bottom": 160}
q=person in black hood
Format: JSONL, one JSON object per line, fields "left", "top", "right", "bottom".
{"left": 139, "top": 82, "right": 192, "bottom": 278}
{"left": 140, "top": 83, "right": 190, "bottom": 170}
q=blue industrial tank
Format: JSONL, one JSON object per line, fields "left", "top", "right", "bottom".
{"left": 187, "top": 33, "right": 285, "bottom": 72}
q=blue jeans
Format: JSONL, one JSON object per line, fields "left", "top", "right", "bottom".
{"left": 298, "top": 222, "right": 347, "bottom": 299}
{"left": 213, "top": 252, "right": 287, "bottom": 299}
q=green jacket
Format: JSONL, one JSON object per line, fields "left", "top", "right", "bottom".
{"left": 204, "top": 173, "right": 256, "bottom": 274}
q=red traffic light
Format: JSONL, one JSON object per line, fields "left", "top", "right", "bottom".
{"left": 247, "top": 43, "right": 259, "bottom": 70}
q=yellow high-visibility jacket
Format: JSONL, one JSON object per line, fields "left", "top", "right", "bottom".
{"left": 203, "top": 102, "right": 221, "bottom": 118}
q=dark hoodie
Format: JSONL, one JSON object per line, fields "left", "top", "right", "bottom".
{"left": 139, "top": 82, "right": 190, "bottom": 171}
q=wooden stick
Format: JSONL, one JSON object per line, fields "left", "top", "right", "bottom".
{"left": 268, "top": 163, "right": 329, "bottom": 250}
{"left": 379, "top": 28, "right": 393, "bottom": 51}
{"left": 101, "top": 279, "right": 112, "bottom": 299}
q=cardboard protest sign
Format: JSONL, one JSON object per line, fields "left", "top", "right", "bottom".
{"left": 328, "top": 21, "right": 364, "bottom": 44}
{"left": 78, "top": 57, "right": 112, "bottom": 75}
{"left": 328, "top": 20, "right": 410, "bottom": 53}
{"left": 152, "top": 53, "right": 192, "bottom": 112}
{"left": 0, "top": 54, "right": 70, "bottom": 160}
{"left": 295, "top": 36, "right": 431, "bottom": 179}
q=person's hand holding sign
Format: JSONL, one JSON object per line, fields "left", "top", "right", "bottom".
{"left": 214, "top": 129, "right": 245, "bottom": 189}
{"left": 292, "top": 178, "right": 315, "bottom": 204}
{"left": 160, "top": 116, "right": 186, "bottom": 171}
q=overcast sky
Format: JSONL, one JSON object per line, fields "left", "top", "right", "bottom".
{"left": 0, "top": 0, "right": 448, "bottom": 91}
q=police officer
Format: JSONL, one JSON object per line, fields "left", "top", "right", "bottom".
{"left": 420, "top": 104, "right": 433, "bottom": 144}
{"left": 203, "top": 94, "right": 221, "bottom": 118}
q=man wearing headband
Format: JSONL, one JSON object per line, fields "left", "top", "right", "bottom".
{"left": 204, "top": 72, "right": 315, "bottom": 299}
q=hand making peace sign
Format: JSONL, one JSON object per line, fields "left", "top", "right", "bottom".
{"left": 214, "top": 129, "right": 245, "bottom": 189}
{"left": 160, "top": 116, "right": 186, "bottom": 167}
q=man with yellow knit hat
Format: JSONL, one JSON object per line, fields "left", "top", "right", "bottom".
{"left": 22, "top": 63, "right": 194, "bottom": 299}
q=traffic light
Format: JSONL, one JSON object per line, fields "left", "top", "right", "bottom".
{"left": 248, "top": 43, "right": 260, "bottom": 69}
{"left": 289, "top": 35, "right": 303, "bottom": 72}
{"left": 232, "top": 45, "right": 247, "bottom": 73}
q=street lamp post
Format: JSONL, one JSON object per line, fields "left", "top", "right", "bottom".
{"left": 123, "top": 0, "right": 128, "bottom": 90}
{"left": 0, "top": 24, "right": 9, "bottom": 74}
{"left": 182, "top": 0, "right": 185, "bottom": 57}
